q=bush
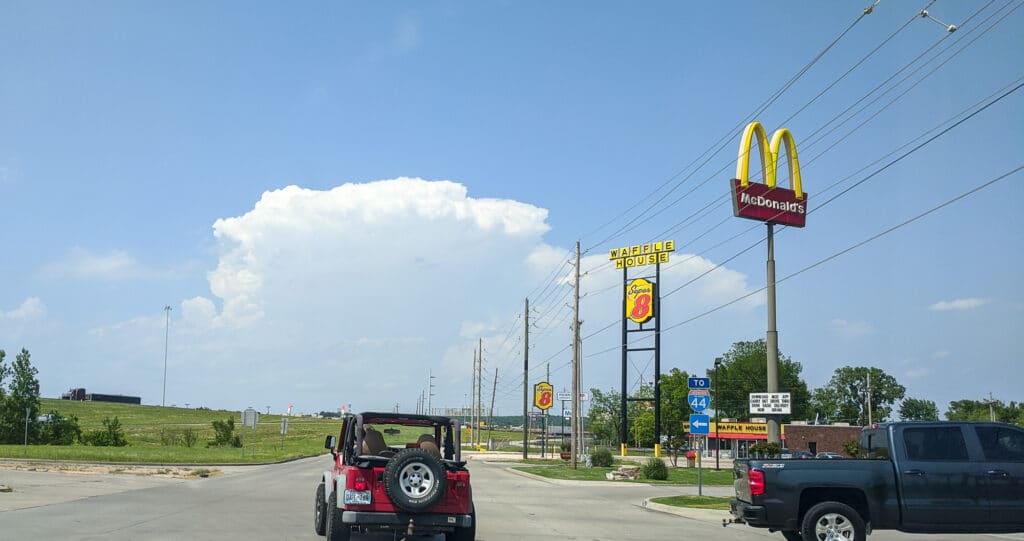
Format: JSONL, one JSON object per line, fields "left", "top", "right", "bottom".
{"left": 748, "top": 441, "right": 781, "bottom": 458}
{"left": 82, "top": 417, "right": 128, "bottom": 447}
{"left": 37, "top": 410, "right": 81, "bottom": 445}
{"left": 159, "top": 428, "right": 200, "bottom": 448}
{"left": 590, "top": 447, "right": 614, "bottom": 467}
{"left": 641, "top": 457, "right": 668, "bottom": 480}
{"left": 208, "top": 418, "right": 242, "bottom": 448}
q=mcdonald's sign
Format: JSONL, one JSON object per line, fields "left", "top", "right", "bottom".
{"left": 729, "top": 122, "right": 808, "bottom": 228}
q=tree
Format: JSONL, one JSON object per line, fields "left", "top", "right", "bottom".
{"left": 709, "top": 340, "right": 810, "bottom": 421}
{"left": 586, "top": 388, "right": 620, "bottom": 443}
{"left": 658, "top": 368, "right": 691, "bottom": 465}
{"left": 899, "top": 397, "right": 939, "bottom": 421}
{"left": 0, "top": 349, "right": 8, "bottom": 401}
{"left": 810, "top": 366, "right": 905, "bottom": 426}
{"left": 0, "top": 348, "right": 41, "bottom": 444}
{"left": 946, "top": 398, "right": 1022, "bottom": 424}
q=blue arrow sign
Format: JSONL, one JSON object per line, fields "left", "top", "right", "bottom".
{"left": 688, "top": 377, "right": 710, "bottom": 389}
{"left": 689, "top": 414, "right": 710, "bottom": 435}
{"left": 688, "top": 391, "right": 711, "bottom": 412}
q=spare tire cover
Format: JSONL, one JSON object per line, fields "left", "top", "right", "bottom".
{"left": 383, "top": 448, "right": 447, "bottom": 512}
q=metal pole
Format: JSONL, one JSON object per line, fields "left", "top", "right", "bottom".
{"left": 523, "top": 298, "right": 529, "bottom": 459}
{"left": 654, "top": 262, "right": 662, "bottom": 458}
{"left": 765, "top": 224, "right": 781, "bottom": 445}
{"left": 620, "top": 265, "right": 628, "bottom": 457}
{"left": 24, "top": 407, "right": 30, "bottom": 447}
{"left": 162, "top": 305, "right": 172, "bottom": 407}
{"left": 715, "top": 357, "right": 722, "bottom": 471}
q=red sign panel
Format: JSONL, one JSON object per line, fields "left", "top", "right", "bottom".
{"left": 730, "top": 178, "right": 808, "bottom": 228}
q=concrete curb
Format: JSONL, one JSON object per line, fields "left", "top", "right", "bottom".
{"left": 642, "top": 498, "right": 731, "bottom": 524}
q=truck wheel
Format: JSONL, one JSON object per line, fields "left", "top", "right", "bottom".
{"left": 446, "top": 502, "right": 475, "bottom": 541}
{"left": 383, "top": 448, "right": 447, "bottom": 512}
{"left": 325, "top": 490, "right": 351, "bottom": 541}
{"left": 313, "top": 482, "right": 327, "bottom": 535}
{"left": 800, "top": 501, "right": 866, "bottom": 541}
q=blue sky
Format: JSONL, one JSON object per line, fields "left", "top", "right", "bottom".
{"left": 1, "top": 1, "right": 1021, "bottom": 419}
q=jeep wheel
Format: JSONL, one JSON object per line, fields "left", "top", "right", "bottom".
{"left": 800, "top": 501, "right": 866, "bottom": 541}
{"left": 383, "top": 448, "right": 447, "bottom": 512}
{"left": 325, "top": 490, "right": 351, "bottom": 541}
{"left": 446, "top": 502, "right": 475, "bottom": 541}
{"left": 313, "top": 482, "right": 326, "bottom": 536}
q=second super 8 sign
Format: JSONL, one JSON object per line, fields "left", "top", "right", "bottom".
{"left": 533, "top": 381, "right": 553, "bottom": 411}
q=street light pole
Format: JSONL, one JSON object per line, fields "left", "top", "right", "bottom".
{"left": 162, "top": 305, "right": 172, "bottom": 407}
{"left": 714, "top": 357, "right": 722, "bottom": 471}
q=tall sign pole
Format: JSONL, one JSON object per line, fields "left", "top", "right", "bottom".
{"left": 766, "top": 222, "right": 780, "bottom": 445}
{"left": 610, "top": 239, "right": 674, "bottom": 457}
{"left": 729, "top": 121, "right": 807, "bottom": 446}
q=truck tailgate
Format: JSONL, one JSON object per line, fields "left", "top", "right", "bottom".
{"left": 733, "top": 461, "right": 752, "bottom": 502}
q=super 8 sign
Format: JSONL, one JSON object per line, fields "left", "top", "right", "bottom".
{"left": 533, "top": 381, "right": 553, "bottom": 410}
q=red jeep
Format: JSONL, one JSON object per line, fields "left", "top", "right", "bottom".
{"left": 314, "top": 412, "right": 475, "bottom": 540}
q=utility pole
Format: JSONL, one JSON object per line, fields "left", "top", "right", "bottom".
{"left": 571, "top": 241, "right": 581, "bottom": 469}
{"left": 866, "top": 370, "right": 873, "bottom": 427}
{"left": 545, "top": 363, "right": 550, "bottom": 457}
{"left": 162, "top": 305, "right": 172, "bottom": 407}
{"left": 523, "top": 298, "right": 529, "bottom": 459}
{"left": 427, "top": 368, "right": 436, "bottom": 416}
{"left": 488, "top": 368, "right": 498, "bottom": 450}
{"left": 477, "top": 338, "right": 483, "bottom": 448}
{"left": 987, "top": 392, "right": 996, "bottom": 422}
{"left": 471, "top": 350, "right": 477, "bottom": 441}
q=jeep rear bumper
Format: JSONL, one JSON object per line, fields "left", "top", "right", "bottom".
{"left": 342, "top": 511, "right": 473, "bottom": 529}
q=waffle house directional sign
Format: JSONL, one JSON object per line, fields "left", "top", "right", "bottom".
{"left": 608, "top": 240, "right": 675, "bottom": 269}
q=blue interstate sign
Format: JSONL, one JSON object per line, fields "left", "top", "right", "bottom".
{"left": 688, "top": 377, "right": 711, "bottom": 389}
{"left": 690, "top": 414, "right": 710, "bottom": 435}
{"left": 688, "top": 391, "right": 711, "bottom": 412}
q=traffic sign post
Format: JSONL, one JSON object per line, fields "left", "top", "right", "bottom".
{"left": 688, "top": 377, "right": 711, "bottom": 389}
{"left": 688, "top": 390, "right": 711, "bottom": 412}
{"left": 689, "top": 414, "right": 710, "bottom": 435}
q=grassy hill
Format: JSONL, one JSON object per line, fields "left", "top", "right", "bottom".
{"left": 0, "top": 398, "right": 341, "bottom": 464}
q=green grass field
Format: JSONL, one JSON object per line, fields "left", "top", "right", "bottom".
{"left": 0, "top": 398, "right": 343, "bottom": 464}
{"left": 511, "top": 462, "right": 734, "bottom": 485}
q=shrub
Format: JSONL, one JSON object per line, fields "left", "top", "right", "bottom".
{"left": 748, "top": 441, "right": 781, "bottom": 458}
{"left": 641, "top": 457, "right": 668, "bottom": 480}
{"left": 82, "top": 417, "right": 128, "bottom": 447}
{"left": 37, "top": 411, "right": 81, "bottom": 445}
{"left": 208, "top": 418, "right": 242, "bottom": 448}
{"left": 842, "top": 439, "right": 860, "bottom": 458}
{"left": 159, "top": 428, "right": 200, "bottom": 448}
{"left": 590, "top": 447, "right": 614, "bottom": 467}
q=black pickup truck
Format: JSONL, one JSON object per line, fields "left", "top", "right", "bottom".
{"left": 729, "top": 421, "right": 1024, "bottom": 541}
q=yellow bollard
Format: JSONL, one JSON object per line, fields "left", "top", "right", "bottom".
{"left": 621, "top": 443, "right": 628, "bottom": 457}
{"left": 654, "top": 443, "right": 661, "bottom": 458}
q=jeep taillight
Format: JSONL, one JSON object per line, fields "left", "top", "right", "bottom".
{"left": 748, "top": 469, "right": 765, "bottom": 496}
{"left": 353, "top": 479, "right": 368, "bottom": 491}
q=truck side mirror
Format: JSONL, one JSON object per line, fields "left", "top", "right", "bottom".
{"left": 324, "top": 435, "right": 336, "bottom": 451}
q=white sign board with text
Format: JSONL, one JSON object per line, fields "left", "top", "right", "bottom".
{"left": 749, "top": 392, "right": 791, "bottom": 414}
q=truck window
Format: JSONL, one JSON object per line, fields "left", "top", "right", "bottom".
{"left": 903, "top": 426, "right": 968, "bottom": 461}
{"left": 861, "top": 429, "right": 890, "bottom": 459}
{"left": 975, "top": 425, "right": 1024, "bottom": 461}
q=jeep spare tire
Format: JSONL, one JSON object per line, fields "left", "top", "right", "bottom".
{"left": 383, "top": 448, "right": 447, "bottom": 512}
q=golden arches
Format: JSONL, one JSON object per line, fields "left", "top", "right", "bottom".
{"left": 734, "top": 121, "right": 804, "bottom": 200}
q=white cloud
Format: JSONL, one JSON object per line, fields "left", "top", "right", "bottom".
{"left": 928, "top": 298, "right": 990, "bottom": 311}
{"left": 0, "top": 297, "right": 47, "bottom": 321}
{"left": 828, "top": 318, "right": 874, "bottom": 338}
{"left": 40, "top": 247, "right": 172, "bottom": 281}
{"left": 76, "top": 177, "right": 761, "bottom": 413}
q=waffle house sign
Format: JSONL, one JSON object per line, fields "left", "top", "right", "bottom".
{"left": 608, "top": 240, "right": 675, "bottom": 269}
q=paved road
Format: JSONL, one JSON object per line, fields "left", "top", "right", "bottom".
{"left": 2, "top": 457, "right": 1023, "bottom": 541}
